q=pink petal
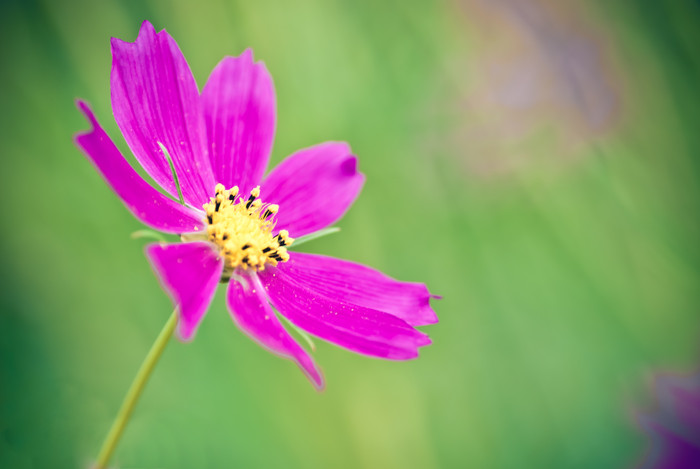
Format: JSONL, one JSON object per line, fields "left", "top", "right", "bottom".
{"left": 111, "top": 21, "right": 214, "bottom": 207}
{"left": 202, "top": 50, "right": 276, "bottom": 195}
{"left": 278, "top": 252, "right": 439, "bottom": 326}
{"left": 74, "top": 100, "right": 205, "bottom": 234}
{"left": 146, "top": 242, "right": 223, "bottom": 341}
{"left": 261, "top": 142, "right": 365, "bottom": 237}
{"left": 259, "top": 267, "right": 431, "bottom": 360}
{"left": 227, "top": 273, "right": 324, "bottom": 390}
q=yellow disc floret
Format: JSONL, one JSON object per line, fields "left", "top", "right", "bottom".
{"left": 203, "top": 184, "right": 294, "bottom": 271}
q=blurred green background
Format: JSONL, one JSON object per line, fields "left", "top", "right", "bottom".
{"left": 1, "top": 0, "right": 699, "bottom": 467}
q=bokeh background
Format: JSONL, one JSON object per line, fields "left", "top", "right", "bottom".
{"left": 1, "top": 0, "right": 699, "bottom": 467}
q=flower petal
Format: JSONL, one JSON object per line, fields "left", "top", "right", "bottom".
{"left": 227, "top": 273, "right": 324, "bottom": 389}
{"left": 111, "top": 20, "right": 214, "bottom": 207}
{"left": 202, "top": 50, "right": 276, "bottom": 195}
{"left": 146, "top": 242, "right": 223, "bottom": 341}
{"left": 74, "top": 100, "right": 205, "bottom": 234}
{"left": 259, "top": 267, "right": 431, "bottom": 360}
{"left": 261, "top": 142, "right": 365, "bottom": 237}
{"left": 278, "top": 252, "right": 439, "bottom": 326}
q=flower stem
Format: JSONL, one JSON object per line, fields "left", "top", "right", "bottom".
{"left": 94, "top": 310, "right": 178, "bottom": 469}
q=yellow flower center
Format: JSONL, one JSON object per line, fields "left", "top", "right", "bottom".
{"left": 203, "top": 184, "right": 293, "bottom": 271}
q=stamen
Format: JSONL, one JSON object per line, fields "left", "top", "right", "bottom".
{"left": 262, "top": 204, "right": 279, "bottom": 220}
{"left": 249, "top": 199, "right": 262, "bottom": 211}
{"left": 202, "top": 184, "right": 292, "bottom": 272}
{"left": 245, "top": 186, "right": 261, "bottom": 209}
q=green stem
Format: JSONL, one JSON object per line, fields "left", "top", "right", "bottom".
{"left": 94, "top": 310, "right": 178, "bottom": 469}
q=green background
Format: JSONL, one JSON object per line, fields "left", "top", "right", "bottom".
{"left": 1, "top": 1, "right": 699, "bottom": 467}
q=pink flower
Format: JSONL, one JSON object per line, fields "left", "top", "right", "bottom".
{"left": 74, "top": 21, "right": 437, "bottom": 390}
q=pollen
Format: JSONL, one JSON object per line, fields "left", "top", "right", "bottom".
{"left": 203, "top": 184, "right": 294, "bottom": 271}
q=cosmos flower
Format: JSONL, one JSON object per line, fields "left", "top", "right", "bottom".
{"left": 636, "top": 371, "right": 700, "bottom": 469}
{"left": 74, "top": 21, "right": 437, "bottom": 389}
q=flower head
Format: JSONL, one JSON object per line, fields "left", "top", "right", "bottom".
{"left": 75, "top": 21, "right": 438, "bottom": 389}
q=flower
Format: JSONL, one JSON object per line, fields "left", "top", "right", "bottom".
{"left": 636, "top": 371, "right": 700, "bottom": 468}
{"left": 74, "top": 21, "right": 438, "bottom": 389}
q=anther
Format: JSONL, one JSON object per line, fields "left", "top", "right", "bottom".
{"left": 227, "top": 186, "right": 239, "bottom": 201}
{"left": 245, "top": 186, "right": 261, "bottom": 209}
{"left": 262, "top": 204, "right": 279, "bottom": 220}
{"left": 249, "top": 199, "right": 262, "bottom": 211}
